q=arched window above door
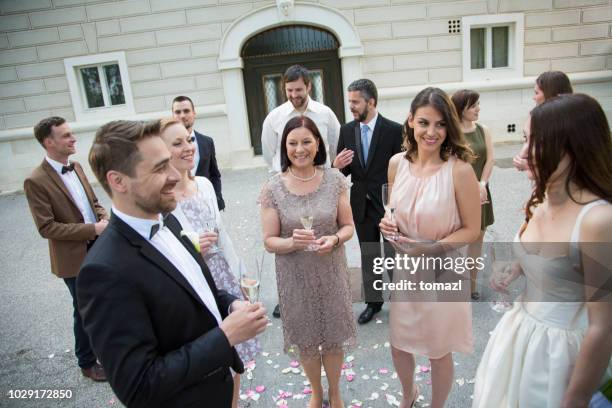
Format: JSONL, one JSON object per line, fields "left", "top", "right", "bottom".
{"left": 241, "top": 25, "right": 339, "bottom": 59}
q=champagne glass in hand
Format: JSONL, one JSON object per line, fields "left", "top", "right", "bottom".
{"left": 202, "top": 216, "right": 219, "bottom": 254}
{"left": 239, "top": 258, "right": 261, "bottom": 303}
{"left": 382, "top": 183, "right": 397, "bottom": 240}
{"left": 300, "top": 197, "right": 319, "bottom": 251}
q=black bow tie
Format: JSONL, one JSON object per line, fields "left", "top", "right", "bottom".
{"left": 149, "top": 215, "right": 167, "bottom": 239}
{"left": 61, "top": 163, "right": 75, "bottom": 174}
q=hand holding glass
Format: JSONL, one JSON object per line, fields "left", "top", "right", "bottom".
{"left": 382, "top": 183, "right": 398, "bottom": 240}
{"left": 239, "top": 260, "right": 261, "bottom": 303}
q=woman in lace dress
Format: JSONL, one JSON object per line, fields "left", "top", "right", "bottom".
{"left": 260, "top": 115, "right": 356, "bottom": 408}
{"left": 473, "top": 94, "right": 612, "bottom": 407}
{"left": 380, "top": 88, "right": 481, "bottom": 408}
{"left": 159, "top": 119, "right": 260, "bottom": 408}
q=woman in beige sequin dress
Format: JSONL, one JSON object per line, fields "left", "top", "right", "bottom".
{"left": 260, "top": 115, "right": 356, "bottom": 408}
{"left": 380, "top": 88, "right": 481, "bottom": 408}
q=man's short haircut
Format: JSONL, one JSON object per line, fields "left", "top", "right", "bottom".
{"left": 347, "top": 79, "right": 378, "bottom": 106}
{"left": 89, "top": 120, "right": 161, "bottom": 196}
{"left": 283, "top": 65, "right": 311, "bottom": 87}
{"left": 33, "top": 116, "right": 66, "bottom": 147}
{"left": 171, "top": 95, "right": 194, "bottom": 111}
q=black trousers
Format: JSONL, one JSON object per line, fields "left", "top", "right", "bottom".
{"left": 63, "top": 277, "right": 96, "bottom": 369}
{"left": 354, "top": 200, "right": 394, "bottom": 307}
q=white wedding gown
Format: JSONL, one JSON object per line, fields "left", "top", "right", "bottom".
{"left": 473, "top": 200, "right": 612, "bottom": 408}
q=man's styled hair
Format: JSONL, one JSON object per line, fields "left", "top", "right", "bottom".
{"left": 171, "top": 95, "right": 195, "bottom": 111}
{"left": 89, "top": 120, "right": 161, "bottom": 196}
{"left": 283, "top": 65, "right": 311, "bottom": 87}
{"left": 347, "top": 79, "right": 378, "bottom": 107}
{"left": 33, "top": 116, "right": 66, "bottom": 147}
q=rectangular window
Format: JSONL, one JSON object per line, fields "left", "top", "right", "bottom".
{"left": 462, "top": 14, "right": 524, "bottom": 81}
{"left": 78, "top": 63, "right": 125, "bottom": 109}
{"left": 64, "top": 52, "right": 134, "bottom": 121}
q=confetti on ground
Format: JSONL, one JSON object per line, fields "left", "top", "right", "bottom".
{"left": 302, "top": 387, "right": 312, "bottom": 394}
{"left": 418, "top": 365, "right": 430, "bottom": 373}
{"left": 379, "top": 368, "right": 389, "bottom": 374}
{"left": 290, "top": 360, "right": 300, "bottom": 368}
{"left": 255, "top": 385, "right": 266, "bottom": 393}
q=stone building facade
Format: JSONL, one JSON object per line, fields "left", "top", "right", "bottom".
{"left": 0, "top": 0, "right": 611, "bottom": 192}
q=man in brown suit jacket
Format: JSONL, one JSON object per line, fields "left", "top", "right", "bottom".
{"left": 24, "top": 116, "right": 109, "bottom": 381}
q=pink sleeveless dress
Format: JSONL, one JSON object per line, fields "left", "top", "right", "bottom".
{"left": 389, "top": 155, "right": 473, "bottom": 358}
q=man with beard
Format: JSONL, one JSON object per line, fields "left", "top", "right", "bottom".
{"left": 261, "top": 64, "right": 340, "bottom": 174}
{"left": 77, "top": 120, "right": 267, "bottom": 407}
{"left": 172, "top": 95, "right": 225, "bottom": 210}
{"left": 260, "top": 64, "right": 341, "bottom": 318}
{"left": 24, "top": 116, "right": 108, "bottom": 381}
{"left": 333, "top": 79, "right": 403, "bottom": 324}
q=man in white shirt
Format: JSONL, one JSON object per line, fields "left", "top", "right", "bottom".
{"left": 78, "top": 119, "right": 267, "bottom": 408}
{"left": 260, "top": 64, "right": 341, "bottom": 318}
{"left": 261, "top": 64, "right": 340, "bottom": 173}
{"left": 24, "top": 116, "right": 109, "bottom": 381}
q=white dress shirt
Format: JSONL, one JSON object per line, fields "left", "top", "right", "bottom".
{"left": 261, "top": 97, "right": 340, "bottom": 173}
{"left": 46, "top": 156, "right": 97, "bottom": 224}
{"left": 112, "top": 207, "right": 223, "bottom": 325}
{"left": 190, "top": 129, "right": 200, "bottom": 176}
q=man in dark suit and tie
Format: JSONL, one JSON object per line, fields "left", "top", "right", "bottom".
{"left": 24, "top": 116, "right": 109, "bottom": 381}
{"left": 333, "top": 79, "right": 403, "bottom": 324}
{"left": 78, "top": 120, "right": 267, "bottom": 407}
{"left": 172, "top": 95, "right": 225, "bottom": 210}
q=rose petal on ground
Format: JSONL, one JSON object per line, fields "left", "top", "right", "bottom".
{"left": 379, "top": 368, "right": 389, "bottom": 374}
{"left": 346, "top": 355, "right": 355, "bottom": 362}
{"left": 376, "top": 319, "right": 383, "bottom": 324}
{"left": 281, "top": 367, "right": 292, "bottom": 374}
{"left": 290, "top": 360, "right": 300, "bottom": 368}
{"left": 456, "top": 378, "right": 465, "bottom": 386}
{"left": 48, "top": 354, "right": 54, "bottom": 359}
{"left": 386, "top": 394, "right": 400, "bottom": 406}
{"left": 370, "top": 392, "right": 380, "bottom": 400}
{"left": 302, "top": 387, "right": 312, "bottom": 394}
{"left": 380, "top": 383, "right": 389, "bottom": 391}
{"left": 261, "top": 351, "right": 269, "bottom": 357}
{"left": 255, "top": 385, "right": 266, "bottom": 393}
{"left": 346, "top": 374, "right": 355, "bottom": 382}
{"left": 384, "top": 342, "right": 390, "bottom": 348}
{"left": 362, "top": 374, "right": 370, "bottom": 380}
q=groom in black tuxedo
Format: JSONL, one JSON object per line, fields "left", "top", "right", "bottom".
{"left": 77, "top": 120, "right": 267, "bottom": 408}
{"left": 334, "top": 79, "right": 403, "bottom": 324}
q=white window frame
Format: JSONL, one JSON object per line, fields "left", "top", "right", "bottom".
{"left": 64, "top": 52, "right": 135, "bottom": 122}
{"left": 462, "top": 13, "right": 524, "bottom": 81}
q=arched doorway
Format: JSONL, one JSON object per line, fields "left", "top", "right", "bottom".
{"left": 241, "top": 25, "right": 345, "bottom": 155}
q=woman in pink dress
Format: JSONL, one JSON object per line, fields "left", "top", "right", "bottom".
{"left": 380, "top": 87, "right": 481, "bottom": 408}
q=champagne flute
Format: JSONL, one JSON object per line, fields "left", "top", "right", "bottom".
{"left": 490, "top": 261, "right": 514, "bottom": 313}
{"left": 202, "top": 216, "right": 219, "bottom": 254}
{"left": 239, "top": 257, "right": 261, "bottom": 303}
{"left": 382, "top": 183, "right": 397, "bottom": 241}
{"left": 300, "top": 197, "right": 318, "bottom": 251}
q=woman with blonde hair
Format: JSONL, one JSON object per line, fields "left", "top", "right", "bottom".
{"left": 159, "top": 118, "right": 260, "bottom": 408}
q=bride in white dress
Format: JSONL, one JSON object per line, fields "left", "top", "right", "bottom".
{"left": 473, "top": 93, "right": 612, "bottom": 408}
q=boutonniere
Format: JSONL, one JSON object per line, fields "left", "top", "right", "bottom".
{"left": 180, "top": 230, "right": 200, "bottom": 253}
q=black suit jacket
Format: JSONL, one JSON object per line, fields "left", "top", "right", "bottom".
{"left": 337, "top": 114, "right": 403, "bottom": 223}
{"left": 77, "top": 212, "right": 243, "bottom": 408}
{"left": 194, "top": 131, "right": 225, "bottom": 210}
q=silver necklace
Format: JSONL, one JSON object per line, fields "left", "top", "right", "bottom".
{"left": 288, "top": 167, "right": 317, "bottom": 182}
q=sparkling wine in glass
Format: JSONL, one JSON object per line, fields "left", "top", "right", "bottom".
{"left": 203, "top": 216, "right": 219, "bottom": 254}
{"left": 490, "top": 262, "right": 514, "bottom": 313}
{"left": 239, "top": 259, "right": 261, "bottom": 303}
{"left": 300, "top": 198, "right": 318, "bottom": 251}
{"left": 382, "top": 183, "right": 397, "bottom": 240}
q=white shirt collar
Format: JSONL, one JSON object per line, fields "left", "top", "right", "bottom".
{"left": 112, "top": 206, "right": 163, "bottom": 241}
{"left": 45, "top": 156, "right": 70, "bottom": 174}
{"left": 360, "top": 112, "right": 379, "bottom": 132}
{"left": 190, "top": 129, "right": 195, "bottom": 137}
{"left": 281, "top": 96, "right": 321, "bottom": 115}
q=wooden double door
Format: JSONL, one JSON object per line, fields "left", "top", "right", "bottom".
{"left": 243, "top": 50, "right": 345, "bottom": 155}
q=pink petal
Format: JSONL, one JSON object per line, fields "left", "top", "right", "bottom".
{"left": 290, "top": 360, "right": 300, "bottom": 368}
{"left": 302, "top": 387, "right": 313, "bottom": 395}
{"left": 378, "top": 368, "right": 389, "bottom": 374}
{"left": 255, "top": 385, "right": 266, "bottom": 393}
{"left": 426, "top": 379, "right": 432, "bottom": 385}
{"left": 346, "top": 374, "right": 355, "bottom": 382}
{"left": 342, "top": 362, "right": 352, "bottom": 369}
{"left": 419, "top": 365, "right": 430, "bottom": 373}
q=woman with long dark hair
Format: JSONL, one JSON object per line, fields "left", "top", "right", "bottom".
{"left": 380, "top": 87, "right": 481, "bottom": 408}
{"left": 513, "top": 70, "right": 573, "bottom": 172}
{"left": 452, "top": 90, "right": 495, "bottom": 300}
{"left": 474, "top": 93, "right": 612, "bottom": 408}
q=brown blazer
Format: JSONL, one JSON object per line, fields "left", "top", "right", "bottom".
{"left": 24, "top": 159, "right": 108, "bottom": 278}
